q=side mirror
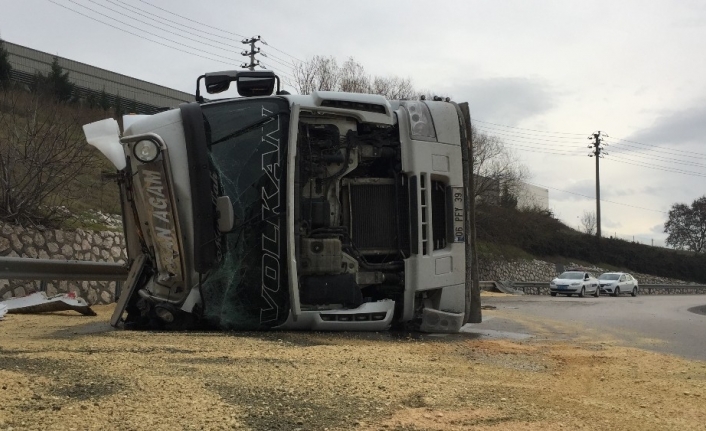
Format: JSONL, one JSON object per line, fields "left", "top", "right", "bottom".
{"left": 205, "top": 71, "right": 240, "bottom": 94}
{"left": 196, "top": 70, "right": 280, "bottom": 102}
{"left": 216, "top": 196, "right": 234, "bottom": 232}
{"left": 236, "top": 72, "right": 276, "bottom": 97}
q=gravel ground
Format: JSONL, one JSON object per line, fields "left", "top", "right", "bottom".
{"left": 0, "top": 300, "right": 705, "bottom": 431}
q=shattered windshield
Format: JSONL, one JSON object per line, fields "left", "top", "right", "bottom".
{"left": 199, "top": 98, "right": 290, "bottom": 330}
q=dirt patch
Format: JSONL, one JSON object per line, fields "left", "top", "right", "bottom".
{"left": 0, "top": 305, "right": 704, "bottom": 430}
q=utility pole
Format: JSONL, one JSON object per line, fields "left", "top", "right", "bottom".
{"left": 241, "top": 35, "right": 261, "bottom": 70}
{"left": 587, "top": 131, "right": 607, "bottom": 238}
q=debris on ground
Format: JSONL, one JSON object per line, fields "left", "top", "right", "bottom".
{"left": 0, "top": 291, "right": 96, "bottom": 316}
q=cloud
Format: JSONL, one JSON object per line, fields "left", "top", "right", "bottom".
{"left": 451, "top": 76, "right": 556, "bottom": 126}
{"left": 650, "top": 223, "right": 665, "bottom": 235}
{"left": 602, "top": 218, "right": 622, "bottom": 229}
{"left": 628, "top": 101, "right": 706, "bottom": 148}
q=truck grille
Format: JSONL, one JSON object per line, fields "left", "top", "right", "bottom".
{"left": 345, "top": 178, "right": 408, "bottom": 254}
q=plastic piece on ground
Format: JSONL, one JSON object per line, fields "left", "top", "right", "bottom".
{"left": 0, "top": 291, "right": 96, "bottom": 316}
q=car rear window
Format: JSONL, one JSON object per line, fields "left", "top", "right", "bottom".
{"left": 558, "top": 272, "right": 584, "bottom": 279}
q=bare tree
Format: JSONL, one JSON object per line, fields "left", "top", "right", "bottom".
{"left": 293, "top": 55, "right": 417, "bottom": 99}
{"left": 372, "top": 76, "right": 417, "bottom": 100}
{"left": 292, "top": 55, "right": 340, "bottom": 94}
{"left": 472, "top": 127, "right": 528, "bottom": 205}
{"left": 0, "top": 88, "right": 102, "bottom": 226}
{"left": 339, "top": 57, "right": 370, "bottom": 93}
{"left": 580, "top": 210, "right": 597, "bottom": 235}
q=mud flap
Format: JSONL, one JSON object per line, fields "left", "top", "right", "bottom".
{"left": 110, "top": 254, "right": 147, "bottom": 328}
{"left": 419, "top": 308, "right": 464, "bottom": 333}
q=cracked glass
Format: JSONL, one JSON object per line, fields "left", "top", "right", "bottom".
{"left": 200, "top": 98, "right": 290, "bottom": 330}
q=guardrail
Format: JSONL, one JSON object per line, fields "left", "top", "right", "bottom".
{"left": 484, "top": 281, "right": 706, "bottom": 296}
{"left": 0, "top": 257, "right": 128, "bottom": 281}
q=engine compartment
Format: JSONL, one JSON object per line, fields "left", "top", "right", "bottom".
{"left": 296, "top": 114, "right": 409, "bottom": 314}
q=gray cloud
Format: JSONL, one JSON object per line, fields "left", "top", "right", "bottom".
{"left": 628, "top": 101, "right": 706, "bottom": 148}
{"left": 650, "top": 223, "right": 666, "bottom": 235}
{"left": 451, "top": 77, "right": 556, "bottom": 126}
{"left": 602, "top": 218, "right": 622, "bottom": 229}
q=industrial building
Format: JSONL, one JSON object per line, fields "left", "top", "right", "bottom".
{"left": 4, "top": 40, "right": 193, "bottom": 113}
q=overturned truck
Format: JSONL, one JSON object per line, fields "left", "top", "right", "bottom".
{"left": 85, "top": 70, "right": 475, "bottom": 332}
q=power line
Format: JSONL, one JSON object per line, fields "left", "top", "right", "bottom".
{"left": 604, "top": 135, "right": 706, "bottom": 158}
{"left": 134, "top": 0, "right": 303, "bottom": 65}
{"left": 258, "top": 62, "right": 295, "bottom": 87}
{"left": 259, "top": 51, "right": 296, "bottom": 72}
{"left": 61, "top": 0, "right": 240, "bottom": 64}
{"left": 135, "top": 0, "right": 247, "bottom": 38}
{"left": 475, "top": 123, "right": 587, "bottom": 142}
{"left": 502, "top": 143, "right": 584, "bottom": 156}
{"left": 604, "top": 140, "right": 705, "bottom": 159}
{"left": 97, "top": 0, "right": 242, "bottom": 50}
{"left": 261, "top": 39, "right": 303, "bottom": 63}
{"left": 608, "top": 147, "right": 706, "bottom": 169}
{"left": 605, "top": 157, "right": 706, "bottom": 178}
{"left": 525, "top": 182, "right": 668, "bottom": 214}
{"left": 46, "top": 0, "right": 237, "bottom": 66}
{"left": 475, "top": 125, "right": 587, "bottom": 144}
{"left": 472, "top": 118, "right": 586, "bottom": 137}
{"left": 259, "top": 50, "right": 296, "bottom": 68}
{"left": 108, "top": 0, "right": 243, "bottom": 44}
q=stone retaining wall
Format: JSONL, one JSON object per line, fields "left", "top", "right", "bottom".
{"left": 3, "top": 219, "right": 701, "bottom": 305}
{"left": 513, "top": 284, "right": 706, "bottom": 295}
{"left": 0, "top": 221, "right": 126, "bottom": 304}
{"left": 478, "top": 258, "right": 693, "bottom": 286}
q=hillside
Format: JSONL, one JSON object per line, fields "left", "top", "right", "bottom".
{"left": 476, "top": 204, "right": 706, "bottom": 284}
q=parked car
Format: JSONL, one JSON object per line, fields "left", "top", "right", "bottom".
{"left": 598, "top": 273, "right": 639, "bottom": 297}
{"left": 549, "top": 271, "right": 600, "bottom": 297}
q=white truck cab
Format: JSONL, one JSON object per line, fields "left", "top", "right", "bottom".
{"left": 84, "top": 70, "right": 472, "bottom": 332}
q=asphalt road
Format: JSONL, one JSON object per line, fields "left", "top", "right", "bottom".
{"left": 471, "top": 294, "right": 706, "bottom": 361}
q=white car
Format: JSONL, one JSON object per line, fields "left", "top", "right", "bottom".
{"left": 598, "top": 273, "right": 639, "bottom": 297}
{"left": 549, "top": 271, "right": 600, "bottom": 297}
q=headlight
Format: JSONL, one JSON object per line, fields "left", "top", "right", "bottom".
{"left": 133, "top": 140, "right": 160, "bottom": 163}
{"left": 402, "top": 101, "right": 437, "bottom": 141}
{"left": 550, "top": 281, "right": 556, "bottom": 285}
{"left": 571, "top": 282, "right": 581, "bottom": 286}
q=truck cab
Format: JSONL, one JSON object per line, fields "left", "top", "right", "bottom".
{"left": 84, "top": 70, "right": 471, "bottom": 332}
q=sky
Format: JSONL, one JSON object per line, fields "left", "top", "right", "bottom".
{"left": 2, "top": 0, "right": 705, "bottom": 246}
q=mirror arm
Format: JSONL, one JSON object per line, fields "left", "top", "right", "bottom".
{"left": 195, "top": 75, "right": 205, "bottom": 102}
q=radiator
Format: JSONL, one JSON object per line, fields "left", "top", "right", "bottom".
{"left": 345, "top": 178, "right": 408, "bottom": 254}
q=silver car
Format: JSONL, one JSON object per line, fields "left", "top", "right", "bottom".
{"left": 598, "top": 273, "right": 639, "bottom": 297}
{"left": 549, "top": 271, "right": 600, "bottom": 297}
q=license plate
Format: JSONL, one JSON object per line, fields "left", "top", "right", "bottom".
{"left": 558, "top": 285, "right": 567, "bottom": 290}
{"left": 451, "top": 187, "right": 464, "bottom": 243}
